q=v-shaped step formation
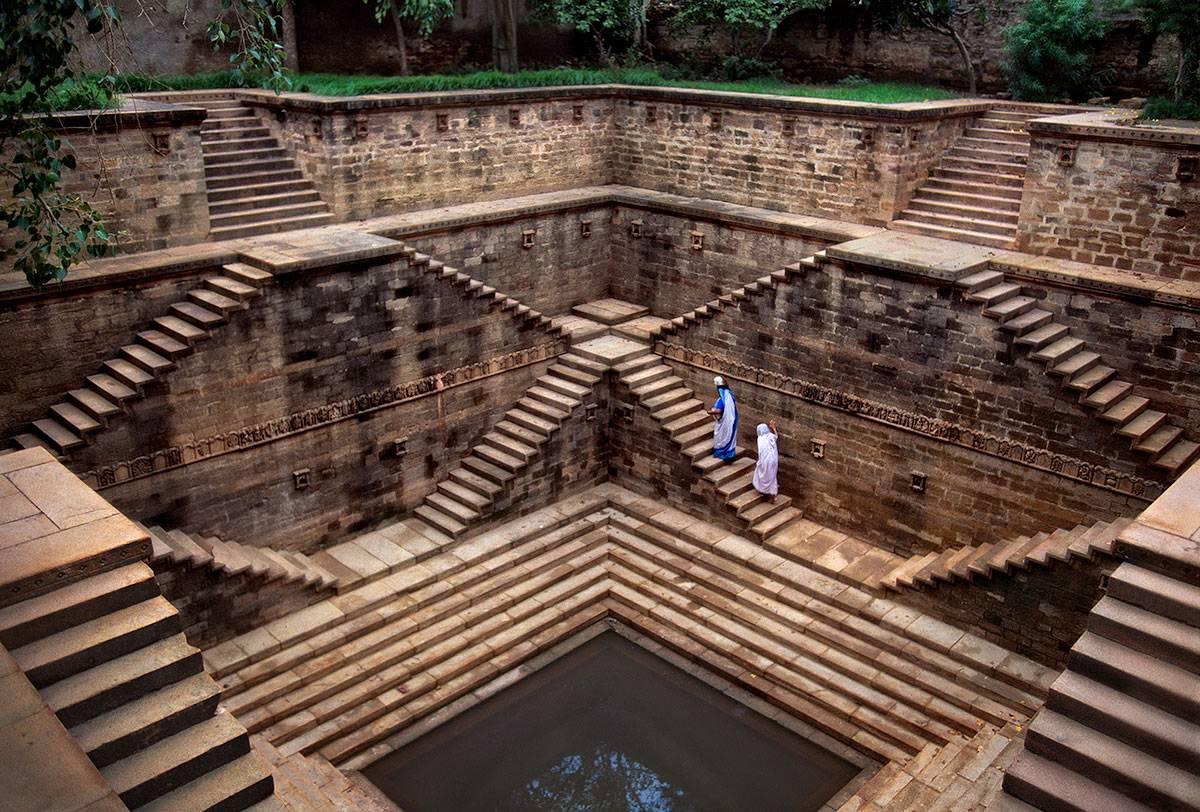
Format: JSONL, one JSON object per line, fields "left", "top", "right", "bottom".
{"left": 958, "top": 269, "right": 1200, "bottom": 478}
{"left": 615, "top": 351, "right": 803, "bottom": 540}
{"left": 412, "top": 353, "right": 603, "bottom": 538}
{"left": 6, "top": 262, "right": 273, "bottom": 457}
{"left": 878, "top": 516, "right": 1134, "bottom": 593}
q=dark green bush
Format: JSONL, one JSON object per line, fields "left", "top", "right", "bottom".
{"left": 1141, "top": 96, "right": 1200, "bottom": 120}
{"left": 1005, "top": 0, "right": 1108, "bottom": 102}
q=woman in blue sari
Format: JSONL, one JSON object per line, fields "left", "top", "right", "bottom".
{"left": 709, "top": 376, "right": 738, "bottom": 461}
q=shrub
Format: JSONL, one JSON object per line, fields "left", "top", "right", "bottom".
{"left": 717, "top": 56, "right": 780, "bottom": 81}
{"left": 1141, "top": 96, "right": 1200, "bottom": 120}
{"left": 1004, "top": 0, "right": 1108, "bottom": 102}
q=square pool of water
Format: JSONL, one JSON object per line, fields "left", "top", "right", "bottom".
{"left": 362, "top": 630, "right": 861, "bottom": 811}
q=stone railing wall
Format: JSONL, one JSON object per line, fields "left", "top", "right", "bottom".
{"left": 1018, "top": 112, "right": 1200, "bottom": 281}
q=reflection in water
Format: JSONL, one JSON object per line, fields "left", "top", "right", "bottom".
{"left": 363, "top": 632, "right": 858, "bottom": 812}
{"left": 506, "top": 745, "right": 699, "bottom": 812}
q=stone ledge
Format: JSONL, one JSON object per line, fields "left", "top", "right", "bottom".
{"left": 826, "top": 230, "right": 997, "bottom": 281}
{"left": 1028, "top": 110, "right": 1200, "bottom": 148}
{"left": 138, "top": 84, "right": 998, "bottom": 122}
{"left": 24, "top": 97, "right": 208, "bottom": 133}
{"left": 989, "top": 249, "right": 1200, "bottom": 310}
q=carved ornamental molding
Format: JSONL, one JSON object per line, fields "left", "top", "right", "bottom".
{"left": 656, "top": 342, "right": 1163, "bottom": 501}
{"left": 82, "top": 342, "right": 564, "bottom": 490}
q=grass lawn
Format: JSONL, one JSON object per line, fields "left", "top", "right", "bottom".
{"left": 103, "top": 67, "right": 958, "bottom": 105}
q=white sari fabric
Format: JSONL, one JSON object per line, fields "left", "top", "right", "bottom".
{"left": 752, "top": 423, "right": 779, "bottom": 496}
{"left": 712, "top": 387, "right": 738, "bottom": 460}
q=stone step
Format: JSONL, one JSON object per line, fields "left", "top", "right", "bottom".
{"left": 918, "top": 186, "right": 1023, "bottom": 211}
{"left": 72, "top": 672, "right": 223, "bottom": 768}
{"left": 120, "top": 343, "right": 175, "bottom": 376}
{"left": 152, "top": 314, "right": 210, "bottom": 345}
{"left": 204, "top": 146, "right": 289, "bottom": 165}
{"left": 205, "top": 169, "right": 305, "bottom": 191}
{"left": 208, "top": 178, "right": 315, "bottom": 204}
{"left": 751, "top": 505, "right": 802, "bottom": 540}
{"left": 1101, "top": 394, "right": 1150, "bottom": 425}
{"left": 209, "top": 200, "right": 330, "bottom": 228}
{"left": 967, "top": 282, "right": 1023, "bottom": 305}
{"left": 203, "top": 105, "right": 254, "bottom": 118}
{"left": 1066, "top": 363, "right": 1116, "bottom": 393}
{"left": 559, "top": 352, "right": 610, "bottom": 376}
{"left": 506, "top": 407, "right": 556, "bottom": 436}
{"left": 1107, "top": 563, "right": 1200, "bottom": 628}
{"left": 537, "top": 373, "right": 590, "bottom": 400}
{"left": 12, "top": 595, "right": 180, "bottom": 687}
{"left": 703, "top": 456, "right": 755, "bottom": 485}
{"left": 43, "top": 633, "right": 203, "bottom": 728}
{"left": 1003, "top": 750, "right": 1152, "bottom": 812}
{"left": 200, "top": 116, "right": 262, "bottom": 131}
{"left": 436, "top": 479, "right": 491, "bottom": 512}
{"left": 482, "top": 430, "right": 537, "bottom": 461}
{"left": 460, "top": 454, "right": 514, "bottom": 486}
{"left": 85, "top": 372, "right": 138, "bottom": 405}
{"left": 200, "top": 125, "right": 271, "bottom": 141}
{"left": 205, "top": 158, "right": 298, "bottom": 179}
{"left": 211, "top": 213, "right": 334, "bottom": 241}
{"left": 65, "top": 386, "right": 122, "bottom": 421}
{"left": 221, "top": 262, "right": 274, "bottom": 288}
{"left": 923, "top": 176, "right": 1024, "bottom": 200}
{"left": 958, "top": 132, "right": 1028, "bottom": 149}
{"left": 412, "top": 505, "right": 466, "bottom": 538}
{"left": 632, "top": 374, "right": 684, "bottom": 400}
{"left": 474, "top": 442, "right": 525, "bottom": 473}
{"left": 1068, "top": 632, "right": 1200, "bottom": 719}
{"left": 1088, "top": 595, "right": 1200, "bottom": 675}
{"left": 48, "top": 401, "right": 102, "bottom": 435}
{"left": 139, "top": 751, "right": 273, "bottom": 812}
{"left": 103, "top": 357, "right": 157, "bottom": 391}
{"left": 447, "top": 466, "right": 504, "bottom": 500}
{"left": 548, "top": 362, "right": 601, "bottom": 388}
{"left": 1115, "top": 409, "right": 1166, "bottom": 443}
{"left": 1015, "top": 322, "right": 1069, "bottom": 350}
{"left": 948, "top": 144, "right": 1028, "bottom": 164}
{"left": 424, "top": 491, "right": 481, "bottom": 524}
{"left": 1031, "top": 336, "right": 1085, "bottom": 364}
{"left": 202, "top": 135, "right": 279, "bottom": 152}
{"left": 738, "top": 493, "right": 793, "bottom": 525}
{"left": 494, "top": 419, "right": 545, "bottom": 449}
{"left": 515, "top": 396, "right": 569, "bottom": 424}
{"left": 956, "top": 269, "right": 1006, "bottom": 292}
{"left": 1154, "top": 438, "right": 1200, "bottom": 476}
{"left": 165, "top": 528, "right": 217, "bottom": 568}
{"left": 610, "top": 512, "right": 1048, "bottom": 708}
{"left": 1048, "top": 670, "right": 1200, "bottom": 771}
{"left": 889, "top": 219, "right": 1015, "bottom": 249}
{"left": 204, "top": 275, "right": 260, "bottom": 302}
{"left": 907, "top": 197, "right": 1019, "bottom": 223}
{"left": 932, "top": 165, "right": 1025, "bottom": 188}
{"left": 1050, "top": 350, "right": 1100, "bottom": 378}
{"left": 171, "top": 300, "right": 227, "bottom": 329}
{"left": 966, "top": 124, "right": 1029, "bottom": 140}
{"left": 0, "top": 562, "right": 157, "bottom": 650}
{"left": 135, "top": 329, "right": 191, "bottom": 361}
{"left": 525, "top": 385, "right": 579, "bottom": 412}
{"left": 29, "top": 416, "right": 81, "bottom": 453}
{"left": 623, "top": 363, "right": 672, "bottom": 388}
{"left": 1081, "top": 379, "right": 1132, "bottom": 410}
{"left": 654, "top": 398, "right": 706, "bottom": 425}
{"left": 1000, "top": 308, "right": 1054, "bottom": 335}
{"left": 984, "top": 295, "right": 1038, "bottom": 322}
{"left": 643, "top": 386, "right": 692, "bottom": 412}
{"left": 1024, "top": 708, "right": 1200, "bottom": 810}
{"left": 939, "top": 153, "right": 1028, "bottom": 173}
{"left": 101, "top": 711, "right": 250, "bottom": 809}
{"left": 900, "top": 208, "right": 1018, "bottom": 238}
{"left": 1133, "top": 425, "right": 1182, "bottom": 457}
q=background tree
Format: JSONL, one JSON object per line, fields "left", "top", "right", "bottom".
{"left": 1116, "top": 0, "right": 1199, "bottom": 102}
{"left": 532, "top": 0, "right": 650, "bottom": 64}
{"left": 1005, "top": 0, "right": 1109, "bottom": 102}
{"left": 858, "top": 0, "right": 986, "bottom": 95}
{"left": 363, "top": 0, "right": 455, "bottom": 76}
{"left": 667, "top": 0, "right": 830, "bottom": 62}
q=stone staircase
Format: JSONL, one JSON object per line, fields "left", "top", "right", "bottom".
{"left": 196, "top": 97, "right": 333, "bottom": 241}
{"left": 878, "top": 516, "right": 1133, "bottom": 594}
{"left": 205, "top": 486, "right": 1053, "bottom": 781}
{"left": 7, "top": 262, "right": 273, "bottom": 456}
{"left": 253, "top": 738, "right": 396, "bottom": 811}
{"left": 0, "top": 561, "right": 274, "bottom": 810}
{"left": 411, "top": 353, "right": 600, "bottom": 538}
{"left": 646, "top": 256, "right": 815, "bottom": 342}
{"left": 139, "top": 523, "right": 339, "bottom": 592}
{"left": 616, "top": 351, "right": 803, "bottom": 540}
{"left": 958, "top": 269, "right": 1200, "bottom": 478}
{"left": 893, "top": 108, "right": 1040, "bottom": 249}
{"left": 1003, "top": 526, "right": 1200, "bottom": 810}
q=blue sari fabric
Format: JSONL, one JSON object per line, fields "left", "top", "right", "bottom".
{"left": 712, "top": 387, "right": 738, "bottom": 460}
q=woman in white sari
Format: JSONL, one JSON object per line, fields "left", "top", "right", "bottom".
{"left": 708, "top": 376, "right": 738, "bottom": 461}
{"left": 753, "top": 421, "right": 779, "bottom": 503}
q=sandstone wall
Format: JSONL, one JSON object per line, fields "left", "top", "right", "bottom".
{"left": 608, "top": 95, "right": 976, "bottom": 226}
{"left": 250, "top": 94, "right": 615, "bottom": 223}
{"left": 1, "top": 108, "right": 210, "bottom": 266}
{"left": 1018, "top": 125, "right": 1200, "bottom": 281}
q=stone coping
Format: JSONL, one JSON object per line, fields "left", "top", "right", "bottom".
{"left": 20, "top": 97, "right": 207, "bottom": 133}
{"left": 0, "top": 186, "right": 878, "bottom": 305}
{"left": 138, "top": 84, "right": 1000, "bottom": 121}
{"left": 829, "top": 229, "right": 1200, "bottom": 310}
{"left": 0, "top": 448, "right": 150, "bottom": 608}
{"left": 0, "top": 645, "right": 125, "bottom": 811}
{"left": 1028, "top": 109, "right": 1200, "bottom": 147}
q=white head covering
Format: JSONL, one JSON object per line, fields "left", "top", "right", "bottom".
{"left": 714, "top": 375, "right": 725, "bottom": 388}
{"left": 753, "top": 422, "right": 779, "bottom": 496}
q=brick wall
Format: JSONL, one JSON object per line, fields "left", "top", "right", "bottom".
{"left": 0, "top": 110, "right": 210, "bottom": 265}
{"left": 609, "top": 96, "right": 976, "bottom": 226}
{"left": 250, "top": 95, "right": 615, "bottom": 222}
{"left": 607, "top": 205, "right": 831, "bottom": 315}
{"left": 1018, "top": 128, "right": 1200, "bottom": 281}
